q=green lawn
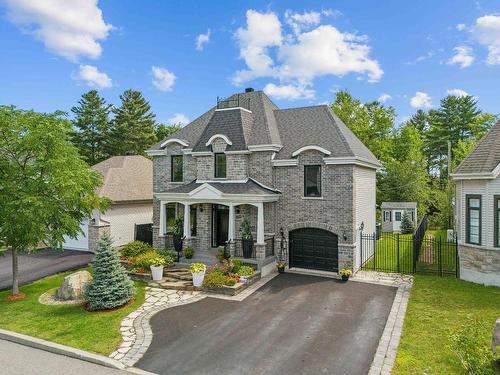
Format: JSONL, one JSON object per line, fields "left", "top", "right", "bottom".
{"left": 0, "top": 269, "right": 145, "bottom": 355}
{"left": 393, "top": 276, "right": 500, "bottom": 374}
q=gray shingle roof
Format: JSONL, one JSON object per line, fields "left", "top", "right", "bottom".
{"left": 274, "top": 105, "right": 379, "bottom": 162}
{"left": 380, "top": 202, "right": 417, "bottom": 209}
{"left": 453, "top": 120, "right": 500, "bottom": 174}
{"left": 165, "top": 179, "right": 279, "bottom": 195}
{"left": 148, "top": 91, "right": 378, "bottom": 166}
{"left": 92, "top": 156, "right": 152, "bottom": 202}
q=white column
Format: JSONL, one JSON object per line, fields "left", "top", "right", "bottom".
{"left": 159, "top": 201, "right": 166, "bottom": 236}
{"left": 228, "top": 204, "right": 235, "bottom": 242}
{"left": 256, "top": 202, "right": 264, "bottom": 244}
{"left": 183, "top": 202, "right": 191, "bottom": 239}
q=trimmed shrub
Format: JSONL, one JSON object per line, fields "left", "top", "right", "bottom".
{"left": 224, "top": 276, "right": 238, "bottom": 286}
{"left": 83, "top": 235, "right": 135, "bottom": 311}
{"left": 236, "top": 265, "right": 254, "bottom": 276}
{"left": 183, "top": 246, "right": 194, "bottom": 259}
{"left": 157, "top": 248, "right": 177, "bottom": 260}
{"left": 202, "top": 269, "right": 225, "bottom": 288}
{"left": 121, "top": 240, "right": 153, "bottom": 258}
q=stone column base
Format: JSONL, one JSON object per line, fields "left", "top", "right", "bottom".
{"left": 88, "top": 223, "right": 110, "bottom": 253}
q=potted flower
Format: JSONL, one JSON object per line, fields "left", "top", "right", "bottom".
{"left": 189, "top": 263, "right": 207, "bottom": 287}
{"left": 339, "top": 268, "right": 352, "bottom": 282}
{"left": 150, "top": 255, "right": 167, "bottom": 281}
{"left": 172, "top": 217, "right": 184, "bottom": 260}
{"left": 276, "top": 261, "right": 286, "bottom": 273}
{"left": 240, "top": 219, "right": 253, "bottom": 259}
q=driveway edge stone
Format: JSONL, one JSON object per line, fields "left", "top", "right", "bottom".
{"left": 352, "top": 271, "right": 413, "bottom": 375}
{"left": 0, "top": 328, "right": 125, "bottom": 370}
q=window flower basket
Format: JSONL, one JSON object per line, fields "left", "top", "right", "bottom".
{"left": 189, "top": 263, "right": 207, "bottom": 287}
{"left": 240, "top": 219, "right": 253, "bottom": 259}
{"left": 339, "top": 268, "right": 352, "bottom": 282}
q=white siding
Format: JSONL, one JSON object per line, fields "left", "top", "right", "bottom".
{"left": 354, "top": 166, "right": 376, "bottom": 270}
{"left": 102, "top": 202, "right": 153, "bottom": 247}
{"left": 457, "top": 177, "right": 500, "bottom": 249}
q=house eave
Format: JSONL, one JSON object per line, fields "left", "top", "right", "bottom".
{"left": 450, "top": 163, "right": 500, "bottom": 180}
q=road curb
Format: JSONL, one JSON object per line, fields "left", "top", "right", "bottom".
{"left": 0, "top": 329, "right": 125, "bottom": 370}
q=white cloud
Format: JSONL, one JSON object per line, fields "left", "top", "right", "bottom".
{"left": 263, "top": 83, "right": 315, "bottom": 100}
{"left": 151, "top": 66, "right": 176, "bottom": 92}
{"left": 456, "top": 23, "right": 466, "bottom": 31}
{"left": 473, "top": 15, "right": 500, "bottom": 64}
{"left": 321, "top": 9, "right": 342, "bottom": 18}
{"left": 233, "top": 10, "right": 382, "bottom": 92}
{"left": 410, "top": 92, "right": 432, "bottom": 108}
{"left": 195, "top": 29, "right": 211, "bottom": 51}
{"left": 378, "top": 93, "right": 391, "bottom": 103}
{"left": 234, "top": 10, "right": 283, "bottom": 84}
{"left": 74, "top": 65, "right": 112, "bottom": 88}
{"left": 285, "top": 10, "right": 321, "bottom": 34}
{"left": 446, "top": 88, "right": 468, "bottom": 97}
{"left": 167, "top": 113, "right": 189, "bottom": 126}
{"left": 5, "top": 0, "right": 112, "bottom": 61}
{"left": 447, "top": 45, "right": 474, "bottom": 68}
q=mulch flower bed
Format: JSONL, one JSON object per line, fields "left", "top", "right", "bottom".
{"left": 5, "top": 293, "right": 27, "bottom": 301}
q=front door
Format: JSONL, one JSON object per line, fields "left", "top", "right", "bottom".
{"left": 212, "top": 205, "right": 229, "bottom": 247}
{"left": 393, "top": 210, "right": 403, "bottom": 232}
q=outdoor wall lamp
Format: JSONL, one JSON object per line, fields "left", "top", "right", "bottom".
{"left": 342, "top": 230, "right": 348, "bottom": 241}
{"left": 359, "top": 222, "right": 364, "bottom": 231}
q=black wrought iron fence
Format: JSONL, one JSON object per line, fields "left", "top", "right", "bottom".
{"left": 360, "top": 229, "right": 458, "bottom": 277}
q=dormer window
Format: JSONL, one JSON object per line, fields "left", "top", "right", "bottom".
{"left": 171, "top": 155, "right": 183, "bottom": 182}
{"left": 215, "top": 153, "right": 227, "bottom": 178}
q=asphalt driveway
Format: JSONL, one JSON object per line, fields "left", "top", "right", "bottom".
{"left": 0, "top": 248, "right": 93, "bottom": 291}
{"left": 137, "top": 273, "right": 397, "bottom": 375}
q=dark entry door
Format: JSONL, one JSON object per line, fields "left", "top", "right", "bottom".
{"left": 212, "top": 205, "right": 229, "bottom": 247}
{"left": 289, "top": 228, "right": 338, "bottom": 272}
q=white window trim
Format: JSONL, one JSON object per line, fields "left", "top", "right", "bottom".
{"left": 206, "top": 134, "right": 233, "bottom": 146}
{"left": 160, "top": 138, "right": 189, "bottom": 148}
{"left": 292, "top": 145, "right": 331, "bottom": 157}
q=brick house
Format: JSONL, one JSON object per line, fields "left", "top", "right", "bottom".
{"left": 450, "top": 120, "right": 500, "bottom": 287}
{"left": 146, "top": 89, "right": 380, "bottom": 275}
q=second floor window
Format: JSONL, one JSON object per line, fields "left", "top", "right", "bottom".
{"left": 495, "top": 196, "right": 500, "bottom": 247}
{"left": 171, "top": 155, "right": 183, "bottom": 182}
{"left": 466, "top": 195, "right": 481, "bottom": 245}
{"left": 215, "top": 153, "right": 227, "bottom": 178}
{"left": 304, "top": 165, "right": 321, "bottom": 197}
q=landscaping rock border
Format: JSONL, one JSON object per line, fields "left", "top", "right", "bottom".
{"left": 38, "top": 288, "right": 84, "bottom": 305}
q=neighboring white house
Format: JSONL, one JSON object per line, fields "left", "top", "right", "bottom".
{"left": 63, "top": 155, "right": 153, "bottom": 251}
{"left": 381, "top": 202, "right": 418, "bottom": 233}
{"left": 450, "top": 120, "right": 500, "bottom": 287}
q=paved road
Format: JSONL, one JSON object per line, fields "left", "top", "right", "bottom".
{"left": 0, "top": 339, "right": 129, "bottom": 375}
{"left": 0, "top": 249, "right": 93, "bottom": 291}
{"left": 137, "top": 273, "right": 397, "bottom": 375}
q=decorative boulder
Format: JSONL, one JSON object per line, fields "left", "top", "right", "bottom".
{"left": 55, "top": 270, "right": 92, "bottom": 301}
{"left": 493, "top": 318, "right": 500, "bottom": 354}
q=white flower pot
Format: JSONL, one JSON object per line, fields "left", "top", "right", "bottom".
{"left": 150, "top": 265, "right": 164, "bottom": 281}
{"left": 192, "top": 271, "right": 205, "bottom": 287}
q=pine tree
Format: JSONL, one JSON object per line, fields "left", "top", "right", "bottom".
{"left": 71, "top": 90, "right": 112, "bottom": 165}
{"left": 400, "top": 211, "right": 415, "bottom": 234}
{"left": 83, "top": 235, "right": 135, "bottom": 310}
{"left": 109, "top": 90, "right": 157, "bottom": 155}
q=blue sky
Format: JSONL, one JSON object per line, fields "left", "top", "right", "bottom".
{"left": 1, "top": 0, "right": 499, "bottom": 125}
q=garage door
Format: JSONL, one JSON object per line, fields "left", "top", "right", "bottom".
{"left": 62, "top": 219, "right": 89, "bottom": 251}
{"left": 289, "top": 228, "right": 338, "bottom": 272}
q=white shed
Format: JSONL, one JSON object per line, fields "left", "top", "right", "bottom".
{"left": 381, "top": 202, "right": 417, "bottom": 233}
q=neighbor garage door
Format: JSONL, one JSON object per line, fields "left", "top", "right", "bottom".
{"left": 62, "top": 219, "right": 89, "bottom": 251}
{"left": 289, "top": 228, "right": 338, "bottom": 272}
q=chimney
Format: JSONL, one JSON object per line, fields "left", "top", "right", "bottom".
{"left": 245, "top": 87, "right": 254, "bottom": 93}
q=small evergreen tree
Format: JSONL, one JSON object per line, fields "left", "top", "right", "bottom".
{"left": 109, "top": 90, "right": 157, "bottom": 155}
{"left": 71, "top": 90, "right": 112, "bottom": 165}
{"left": 84, "top": 235, "right": 135, "bottom": 310}
{"left": 400, "top": 211, "right": 415, "bottom": 234}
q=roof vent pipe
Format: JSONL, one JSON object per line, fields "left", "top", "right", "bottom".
{"left": 245, "top": 87, "right": 254, "bottom": 93}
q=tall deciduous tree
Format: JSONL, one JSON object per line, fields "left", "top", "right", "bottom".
{"left": 109, "top": 90, "right": 157, "bottom": 155}
{"left": 331, "top": 90, "right": 394, "bottom": 162}
{"left": 154, "top": 123, "right": 181, "bottom": 142}
{"left": 0, "top": 106, "right": 108, "bottom": 296}
{"left": 71, "top": 90, "right": 112, "bottom": 165}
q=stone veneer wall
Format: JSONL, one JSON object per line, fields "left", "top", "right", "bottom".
{"left": 459, "top": 244, "right": 500, "bottom": 287}
{"left": 274, "top": 150, "right": 355, "bottom": 270}
{"left": 88, "top": 222, "right": 111, "bottom": 253}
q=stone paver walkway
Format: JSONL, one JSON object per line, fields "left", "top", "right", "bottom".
{"left": 353, "top": 271, "right": 413, "bottom": 375}
{"left": 109, "top": 287, "right": 204, "bottom": 366}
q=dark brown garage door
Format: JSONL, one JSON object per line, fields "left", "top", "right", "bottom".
{"left": 289, "top": 228, "right": 338, "bottom": 272}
